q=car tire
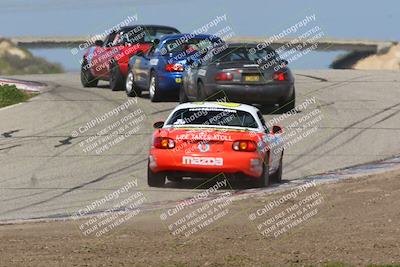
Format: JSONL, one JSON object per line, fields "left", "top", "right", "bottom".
{"left": 149, "top": 71, "right": 162, "bottom": 102}
{"left": 125, "top": 71, "right": 142, "bottom": 97}
{"left": 270, "top": 153, "right": 283, "bottom": 183}
{"left": 109, "top": 60, "right": 124, "bottom": 91}
{"left": 179, "top": 86, "right": 189, "bottom": 103}
{"left": 280, "top": 87, "right": 296, "bottom": 112}
{"left": 147, "top": 166, "right": 166, "bottom": 187}
{"left": 196, "top": 80, "right": 207, "bottom": 101}
{"left": 80, "top": 58, "right": 98, "bottom": 87}
{"left": 256, "top": 155, "right": 270, "bottom": 188}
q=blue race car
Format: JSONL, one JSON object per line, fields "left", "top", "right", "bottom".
{"left": 125, "top": 34, "right": 223, "bottom": 101}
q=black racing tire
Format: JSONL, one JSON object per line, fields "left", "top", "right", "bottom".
{"left": 255, "top": 155, "right": 270, "bottom": 188}
{"left": 80, "top": 58, "right": 98, "bottom": 87}
{"left": 280, "top": 86, "right": 296, "bottom": 113}
{"left": 147, "top": 166, "right": 166, "bottom": 187}
{"left": 149, "top": 71, "right": 162, "bottom": 102}
{"left": 179, "top": 86, "right": 189, "bottom": 103}
{"left": 270, "top": 153, "right": 283, "bottom": 183}
{"left": 109, "top": 60, "right": 124, "bottom": 91}
{"left": 196, "top": 80, "right": 207, "bottom": 101}
{"left": 125, "top": 70, "right": 142, "bottom": 97}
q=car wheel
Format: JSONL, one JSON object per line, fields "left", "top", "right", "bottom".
{"left": 179, "top": 86, "right": 189, "bottom": 103}
{"left": 270, "top": 153, "right": 283, "bottom": 183}
{"left": 149, "top": 71, "right": 162, "bottom": 102}
{"left": 80, "top": 58, "right": 98, "bottom": 87}
{"left": 125, "top": 71, "right": 142, "bottom": 97}
{"left": 280, "top": 87, "right": 296, "bottom": 112}
{"left": 196, "top": 80, "right": 207, "bottom": 101}
{"left": 256, "top": 155, "right": 270, "bottom": 188}
{"left": 109, "top": 60, "right": 124, "bottom": 91}
{"left": 147, "top": 166, "right": 166, "bottom": 187}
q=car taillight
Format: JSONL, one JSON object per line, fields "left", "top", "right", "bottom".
{"left": 215, "top": 72, "right": 233, "bottom": 81}
{"left": 272, "top": 71, "right": 286, "bottom": 81}
{"left": 165, "top": 63, "right": 184, "bottom": 72}
{"left": 232, "top": 140, "right": 257, "bottom": 152}
{"left": 154, "top": 137, "right": 175, "bottom": 149}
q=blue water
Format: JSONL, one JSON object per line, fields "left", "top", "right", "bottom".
{"left": 29, "top": 48, "right": 345, "bottom": 72}
{"left": 1, "top": 0, "right": 398, "bottom": 71}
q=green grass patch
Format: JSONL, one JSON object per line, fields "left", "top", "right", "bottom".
{"left": 0, "top": 84, "right": 34, "bottom": 108}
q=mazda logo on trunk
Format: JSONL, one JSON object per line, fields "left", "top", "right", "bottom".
{"left": 198, "top": 143, "right": 210, "bottom": 152}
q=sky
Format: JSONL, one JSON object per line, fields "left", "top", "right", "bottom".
{"left": 0, "top": 0, "right": 398, "bottom": 40}
{"left": 0, "top": 0, "right": 398, "bottom": 70}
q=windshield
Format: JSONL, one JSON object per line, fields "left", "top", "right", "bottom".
{"left": 164, "top": 38, "right": 217, "bottom": 54}
{"left": 166, "top": 107, "right": 258, "bottom": 128}
{"left": 114, "top": 26, "right": 180, "bottom": 46}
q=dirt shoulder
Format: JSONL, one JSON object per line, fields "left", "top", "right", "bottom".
{"left": 353, "top": 44, "right": 400, "bottom": 71}
{"left": 1, "top": 170, "right": 399, "bottom": 267}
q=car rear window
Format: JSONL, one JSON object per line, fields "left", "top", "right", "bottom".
{"left": 164, "top": 38, "right": 217, "bottom": 54}
{"left": 115, "top": 27, "right": 180, "bottom": 45}
{"left": 166, "top": 108, "right": 258, "bottom": 128}
{"left": 214, "top": 47, "right": 279, "bottom": 63}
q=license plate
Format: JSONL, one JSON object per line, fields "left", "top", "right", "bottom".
{"left": 244, "top": 75, "right": 260, "bottom": 82}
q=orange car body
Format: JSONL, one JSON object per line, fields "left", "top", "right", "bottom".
{"left": 148, "top": 102, "right": 284, "bottom": 181}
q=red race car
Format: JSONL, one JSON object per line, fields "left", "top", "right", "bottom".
{"left": 148, "top": 102, "right": 284, "bottom": 187}
{"left": 80, "top": 25, "right": 180, "bottom": 91}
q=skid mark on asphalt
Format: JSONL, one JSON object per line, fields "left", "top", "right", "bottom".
{"left": 0, "top": 159, "right": 146, "bottom": 216}
{"left": 0, "top": 189, "right": 50, "bottom": 202}
{"left": 0, "top": 80, "right": 151, "bottom": 206}
{"left": 0, "top": 81, "right": 141, "bottom": 184}
{"left": 1, "top": 130, "right": 20, "bottom": 138}
{"left": 54, "top": 136, "right": 76, "bottom": 147}
{"left": 316, "top": 101, "right": 335, "bottom": 109}
{"left": 0, "top": 144, "right": 21, "bottom": 152}
{"left": 286, "top": 102, "right": 400, "bottom": 171}
{"left": 296, "top": 73, "right": 328, "bottom": 82}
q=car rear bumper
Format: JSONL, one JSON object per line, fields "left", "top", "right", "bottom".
{"left": 158, "top": 72, "right": 183, "bottom": 92}
{"left": 205, "top": 82, "right": 294, "bottom": 104}
{"left": 149, "top": 149, "right": 264, "bottom": 178}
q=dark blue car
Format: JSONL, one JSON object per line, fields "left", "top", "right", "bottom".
{"left": 125, "top": 34, "right": 223, "bottom": 101}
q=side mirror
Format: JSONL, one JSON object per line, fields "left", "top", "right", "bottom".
{"left": 271, "top": 125, "right": 283, "bottom": 134}
{"left": 153, "top": 121, "right": 164, "bottom": 129}
{"left": 95, "top": 40, "right": 104, "bottom": 46}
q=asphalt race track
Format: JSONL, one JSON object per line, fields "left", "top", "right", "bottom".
{"left": 0, "top": 70, "right": 399, "bottom": 221}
